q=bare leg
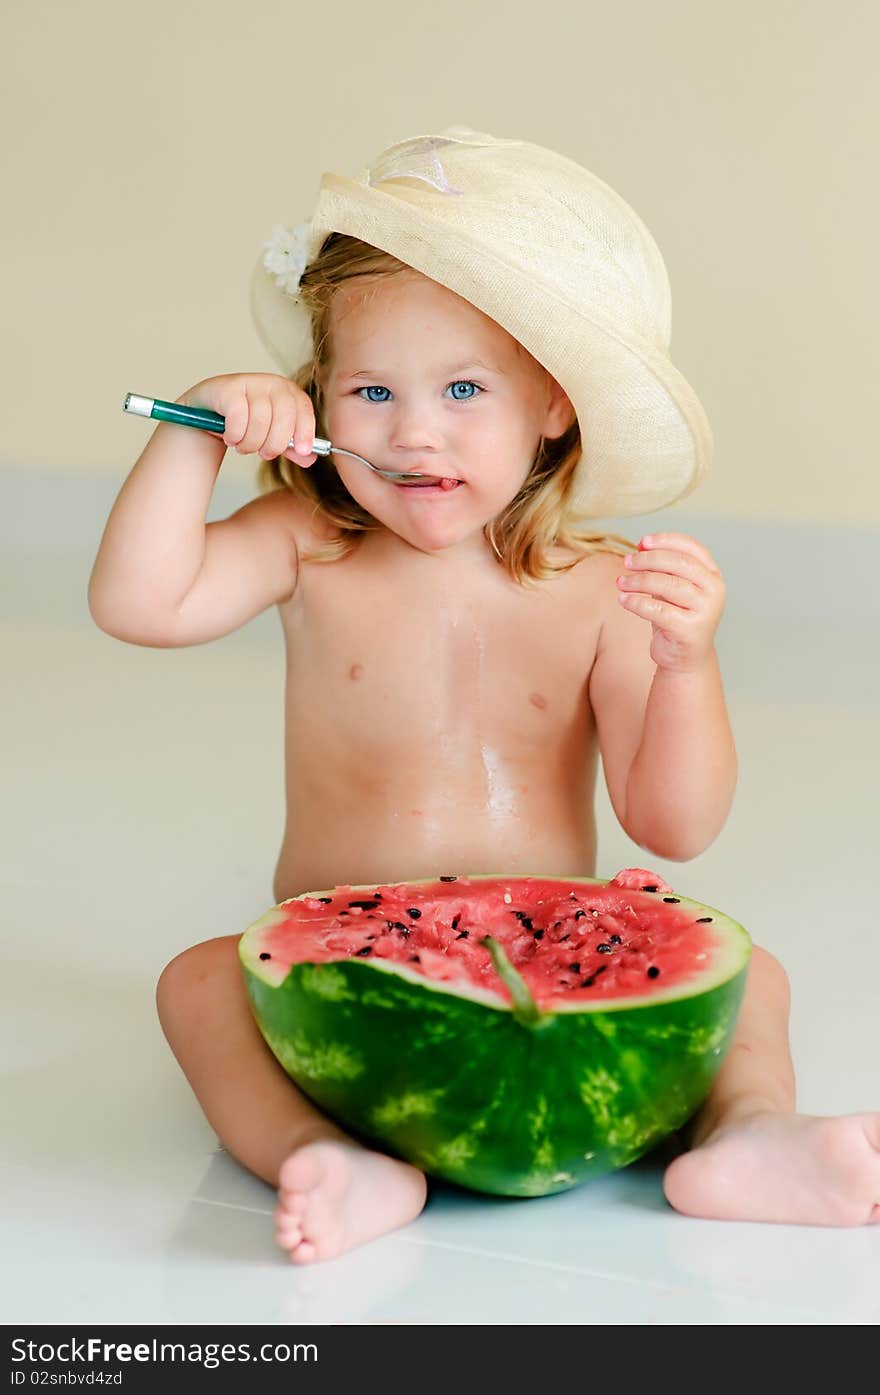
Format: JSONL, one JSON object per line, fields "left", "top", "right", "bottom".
{"left": 663, "top": 946, "right": 880, "bottom": 1225}
{"left": 157, "top": 936, "right": 427, "bottom": 1263}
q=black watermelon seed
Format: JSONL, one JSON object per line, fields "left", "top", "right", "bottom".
{"left": 662, "top": 897, "right": 680, "bottom": 904}
{"left": 406, "top": 908, "right": 422, "bottom": 919}
{"left": 609, "top": 934, "right": 622, "bottom": 944}
{"left": 581, "top": 966, "right": 607, "bottom": 988}
{"left": 339, "top": 910, "right": 349, "bottom": 916}
{"left": 596, "top": 943, "right": 613, "bottom": 954}
{"left": 409, "top": 954, "right": 420, "bottom": 963}
{"left": 696, "top": 916, "right": 713, "bottom": 923}
{"left": 349, "top": 899, "right": 380, "bottom": 910}
{"left": 641, "top": 884, "right": 659, "bottom": 893}
{"left": 440, "top": 875, "right": 458, "bottom": 882}
{"left": 355, "top": 945, "right": 372, "bottom": 957}
{"left": 568, "top": 962, "right": 581, "bottom": 974}
{"left": 514, "top": 912, "right": 534, "bottom": 930}
{"left": 647, "top": 965, "right": 661, "bottom": 978}
{"left": 259, "top": 952, "right": 271, "bottom": 961}
{"left": 574, "top": 909, "right": 586, "bottom": 920}
{"left": 317, "top": 896, "right": 332, "bottom": 904}
{"left": 533, "top": 929, "right": 545, "bottom": 940}
{"left": 559, "top": 934, "right": 570, "bottom": 943}
{"left": 456, "top": 930, "right": 469, "bottom": 939}
{"left": 451, "top": 914, "right": 461, "bottom": 930}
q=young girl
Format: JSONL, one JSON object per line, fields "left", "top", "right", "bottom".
{"left": 89, "top": 129, "right": 879, "bottom": 1263}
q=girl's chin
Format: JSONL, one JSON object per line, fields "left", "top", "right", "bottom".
{"left": 393, "top": 516, "right": 498, "bottom": 557}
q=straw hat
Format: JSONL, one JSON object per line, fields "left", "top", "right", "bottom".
{"left": 250, "top": 127, "right": 712, "bottom": 519}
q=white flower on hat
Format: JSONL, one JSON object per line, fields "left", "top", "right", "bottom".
{"left": 263, "top": 222, "right": 312, "bottom": 295}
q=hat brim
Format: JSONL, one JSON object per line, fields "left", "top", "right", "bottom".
{"left": 251, "top": 174, "right": 712, "bottom": 519}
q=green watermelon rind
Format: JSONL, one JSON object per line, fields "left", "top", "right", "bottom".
{"left": 239, "top": 875, "right": 751, "bottom": 1197}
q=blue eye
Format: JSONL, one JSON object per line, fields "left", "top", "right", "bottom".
{"left": 356, "top": 381, "right": 481, "bottom": 402}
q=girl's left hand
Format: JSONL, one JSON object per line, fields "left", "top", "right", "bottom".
{"left": 615, "top": 533, "right": 726, "bottom": 673}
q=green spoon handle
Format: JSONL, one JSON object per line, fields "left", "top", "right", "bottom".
{"left": 123, "top": 393, "right": 331, "bottom": 453}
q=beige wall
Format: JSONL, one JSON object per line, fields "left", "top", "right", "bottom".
{"left": 4, "top": 0, "right": 877, "bottom": 526}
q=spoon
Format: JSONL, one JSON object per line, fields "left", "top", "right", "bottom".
{"left": 123, "top": 394, "right": 444, "bottom": 484}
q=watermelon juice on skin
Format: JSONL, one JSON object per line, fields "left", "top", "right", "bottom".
{"left": 240, "top": 869, "right": 751, "bottom": 1197}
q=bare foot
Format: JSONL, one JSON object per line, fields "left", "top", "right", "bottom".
{"left": 663, "top": 1111, "right": 880, "bottom": 1226}
{"left": 274, "top": 1140, "right": 428, "bottom": 1264}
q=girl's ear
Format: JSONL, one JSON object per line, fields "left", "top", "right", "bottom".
{"left": 543, "top": 375, "right": 576, "bottom": 440}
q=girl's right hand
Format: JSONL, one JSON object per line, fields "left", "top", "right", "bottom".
{"left": 179, "top": 373, "right": 319, "bottom": 466}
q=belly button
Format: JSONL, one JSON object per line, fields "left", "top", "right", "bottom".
{"left": 529, "top": 692, "right": 549, "bottom": 711}
{"left": 349, "top": 663, "right": 364, "bottom": 681}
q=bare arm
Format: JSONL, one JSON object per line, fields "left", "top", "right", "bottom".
{"left": 88, "top": 374, "right": 317, "bottom": 647}
{"left": 588, "top": 540, "right": 737, "bottom": 860}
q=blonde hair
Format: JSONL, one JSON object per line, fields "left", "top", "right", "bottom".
{"left": 258, "top": 234, "right": 633, "bottom": 583}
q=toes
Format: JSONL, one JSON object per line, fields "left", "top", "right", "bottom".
{"left": 276, "top": 1220, "right": 319, "bottom": 1265}
{"left": 661, "top": 1153, "right": 702, "bottom": 1217}
{"left": 275, "top": 1210, "right": 303, "bottom": 1240}
{"left": 276, "top": 1189, "right": 308, "bottom": 1223}
{"left": 275, "top": 1190, "right": 308, "bottom": 1248}
{"left": 273, "top": 1143, "right": 358, "bottom": 1263}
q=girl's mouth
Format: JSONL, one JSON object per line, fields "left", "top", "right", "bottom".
{"left": 396, "top": 476, "right": 463, "bottom": 492}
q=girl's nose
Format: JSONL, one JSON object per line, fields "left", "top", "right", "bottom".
{"left": 387, "top": 402, "right": 442, "bottom": 453}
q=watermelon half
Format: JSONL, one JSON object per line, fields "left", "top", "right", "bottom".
{"left": 239, "top": 870, "right": 750, "bottom": 1197}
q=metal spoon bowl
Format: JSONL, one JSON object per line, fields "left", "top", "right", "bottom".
{"left": 310, "top": 436, "right": 442, "bottom": 485}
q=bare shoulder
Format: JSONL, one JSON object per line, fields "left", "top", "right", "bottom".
{"left": 235, "top": 484, "right": 329, "bottom": 549}
{"left": 583, "top": 545, "right": 656, "bottom": 681}
{"left": 224, "top": 484, "right": 342, "bottom": 578}
{"left": 549, "top": 543, "right": 628, "bottom": 612}
{"left": 554, "top": 544, "right": 654, "bottom": 678}
{"left": 523, "top": 544, "right": 632, "bottom": 675}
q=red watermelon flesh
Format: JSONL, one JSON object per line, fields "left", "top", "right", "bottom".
{"left": 252, "top": 870, "right": 720, "bottom": 1008}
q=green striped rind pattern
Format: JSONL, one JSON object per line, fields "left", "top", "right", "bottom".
{"left": 241, "top": 947, "right": 749, "bottom": 1197}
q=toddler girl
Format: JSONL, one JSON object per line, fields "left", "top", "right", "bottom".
{"left": 89, "top": 128, "right": 879, "bottom": 1262}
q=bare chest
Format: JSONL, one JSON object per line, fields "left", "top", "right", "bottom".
{"left": 278, "top": 549, "right": 605, "bottom": 765}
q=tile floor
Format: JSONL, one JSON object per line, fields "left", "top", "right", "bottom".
{"left": 3, "top": 471, "right": 878, "bottom": 1325}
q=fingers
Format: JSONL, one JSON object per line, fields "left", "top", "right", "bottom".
{"left": 614, "top": 533, "right": 726, "bottom": 665}
{"left": 616, "top": 588, "right": 708, "bottom": 639}
{"left": 618, "top": 535, "right": 724, "bottom": 601}
{"left": 217, "top": 375, "right": 317, "bottom": 465}
{"left": 616, "top": 568, "right": 701, "bottom": 614}
{"left": 636, "top": 532, "right": 721, "bottom": 575}
{"left": 233, "top": 387, "right": 273, "bottom": 456}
